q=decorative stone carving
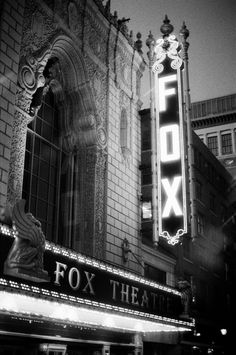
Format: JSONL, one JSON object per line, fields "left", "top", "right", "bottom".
{"left": 16, "top": 52, "right": 50, "bottom": 115}
{"left": 116, "top": 46, "right": 132, "bottom": 89}
{"left": 108, "top": 35, "right": 116, "bottom": 72}
{"left": 85, "top": 5, "right": 108, "bottom": 63}
{"left": 83, "top": 147, "right": 97, "bottom": 256}
{"left": 136, "top": 70, "right": 142, "bottom": 97}
{"left": 31, "top": 10, "right": 45, "bottom": 38}
{"left": 21, "top": 2, "right": 57, "bottom": 55}
{"left": 119, "top": 90, "right": 132, "bottom": 163}
{"left": 95, "top": 149, "right": 107, "bottom": 258}
{"left": 88, "top": 63, "right": 107, "bottom": 125}
{"left": 4, "top": 199, "right": 50, "bottom": 282}
{"left": 93, "top": 74, "right": 102, "bottom": 96}
{"left": 121, "top": 63, "right": 130, "bottom": 85}
{"left": 178, "top": 279, "right": 192, "bottom": 318}
{"left": 119, "top": 89, "right": 129, "bottom": 108}
{"left": 97, "top": 126, "right": 107, "bottom": 149}
{"left": 88, "top": 27, "right": 103, "bottom": 57}
{"left": 68, "top": 2, "right": 81, "bottom": 35}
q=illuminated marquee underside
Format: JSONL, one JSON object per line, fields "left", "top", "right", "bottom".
{"left": 0, "top": 224, "right": 194, "bottom": 333}
{"left": 0, "top": 287, "right": 193, "bottom": 334}
{"left": 153, "top": 35, "right": 188, "bottom": 245}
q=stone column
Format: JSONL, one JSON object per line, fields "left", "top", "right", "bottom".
{"left": 82, "top": 145, "right": 107, "bottom": 259}
{"left": 83, "top": 146, "right": 97, "bottom": 256}
{"left": 94, "top": 148, "right": 107, "bottom": 259}
{"left": 7, "top": 108, "right": 30, "bottom": 207}
{"left": 7, "top": 53, "right": 47, "bottom": 207}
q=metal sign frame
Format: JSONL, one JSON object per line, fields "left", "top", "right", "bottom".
{"left": 153, "top": 36, "right": 188, "bottom": 245}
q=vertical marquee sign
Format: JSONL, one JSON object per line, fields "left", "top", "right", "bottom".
{"left": 152, "top": 33, "right": 187, "bottom": 245}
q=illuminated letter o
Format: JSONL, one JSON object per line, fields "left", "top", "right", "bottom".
{"left": 68, "top": 267, "right": 80, "bottom": 290}
{"left": 160, "top": 124, "right": 180, "bottom": 162}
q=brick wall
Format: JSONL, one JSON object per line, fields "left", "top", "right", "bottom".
{"left": 0, "top": 0, "right": 25, "bottom": 208}
{"left": 106, "top": 77, "right": 142, "bottom": 273}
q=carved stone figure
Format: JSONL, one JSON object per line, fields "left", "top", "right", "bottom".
{"left": 178, "top": 279, "right": 192, "bottom": 317}
{"left": 4, "top": 199, "right": 50, "bottom": 282}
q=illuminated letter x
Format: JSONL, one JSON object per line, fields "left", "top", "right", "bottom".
{"left": 162, "top": 177, "right": 183, "bottom": 217}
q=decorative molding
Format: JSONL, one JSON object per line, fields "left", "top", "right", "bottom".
{"left": 95, "top": 149, "right": 107, "bottom": 259}
{"left": 68, "top": 1, "right": 83, "bottom": 37}
{"left": 119, "top": 89, "right": 130, "bottom": 108}
{"left": 192, "top": 113, "right": 236, "bottom": 129}
{"left": 83, "top": 147, "right": 97, "bottom": 256}
{"left": 116, "top": 46, "right": 133, "bottom": 90}
{"left": 97, "top": 126, "right": 107, "bottom": 149}
{"left": 85, "top": 56, "right": 107, "bottom": 127}
{"left": 21, "top": 2, "right": 57, "bottom": 56}
{"left": 16, "top": 53, "right": 50, "bottom": 116}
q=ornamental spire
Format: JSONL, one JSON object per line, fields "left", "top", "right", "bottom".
{"left": 179, "top": 21, "right": 190, "bottom": 60}
{"left": 160, "top": 15, "right": 174, "bottom": 38}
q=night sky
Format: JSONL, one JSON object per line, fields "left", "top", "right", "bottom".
{"left": 111, "top": 0, "right": 236, "bottom": 108}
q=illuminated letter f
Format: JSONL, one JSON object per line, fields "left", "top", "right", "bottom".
{"left": 158, "top": 74, "right": 177, "bottom": 112}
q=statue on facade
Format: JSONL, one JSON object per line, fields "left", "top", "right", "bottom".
{"left": 4, "top": 199, "right": 50, "bottom": 282}
{"left": 178, "top": 279, "right": 192, "bottom": 318}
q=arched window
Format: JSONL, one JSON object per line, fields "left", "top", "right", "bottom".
{"left": 22, "top": 87, "right": 68, "bottom": 244}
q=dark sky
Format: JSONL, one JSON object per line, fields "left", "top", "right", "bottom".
{"left": 111, "top": 0, "right": 236, "bottom": 108}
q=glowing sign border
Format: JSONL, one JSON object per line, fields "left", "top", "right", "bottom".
{"left": 153, "top": 41, "right": 188, "bottom": 245}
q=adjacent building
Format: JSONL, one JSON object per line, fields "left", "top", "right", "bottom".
{"left": 192, "top": 94, "right": 236, "bottom": 178}
{"left": 140, "top": 94, "right": 236, "bottom": 354}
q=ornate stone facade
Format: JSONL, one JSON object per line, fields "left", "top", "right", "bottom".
{"left": 1, "top": 0, "right": 145, "bottom": 263}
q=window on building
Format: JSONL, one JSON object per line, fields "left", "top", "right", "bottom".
{"left": 141, "top": 166, "right": 152, "bottom": 185}
{"left": 23, "top": 88, "right": 69, "bottom": 244}
{"left": 183, "top": 237, "right": 191, "bottom": 258}
{"left": 221, "top": 133, "right": 232, "bottom": 155}
{"left": 144, "top": 264, "right": 166, "bottom": 284}
{"left": 141, "top": 221, "right": 153, "bottom": 246}
{"left": 194, "top": 149, "right": 204, "bottom": 171}
{"left": 197, "top": 279, "right": 208, "bottom": 311}
{"left": 195, "top": 180, "right": 203, "bottom": 201}
{"left": 196, "top": 213, "right": 204, "bottom": 236}
{"left": 141, "top": 114, "right": 151, "bottom": 151}
{"left": 220, "top": 204, "right": 227, "bottom": 223}
{"left": 210, "top": 193, "right": 216, "bottom": 212}
{"left": 141, "top": 200, "right": 152, "bottom": 220}
{"left": 207, "top": 136, "right": 218, "bottom": 156}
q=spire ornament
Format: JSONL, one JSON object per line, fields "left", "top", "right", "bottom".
{"left": 160, "top": 15, "right": 174, "bottom": 37}
{"left": 135, "top": 32, "right": 143, "bottom": 54}
{"left": 146, "top": 31, "right": 155, "bottom": 62}
{"left": 180, "top": 21, "right": 190, "bottom": 60}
